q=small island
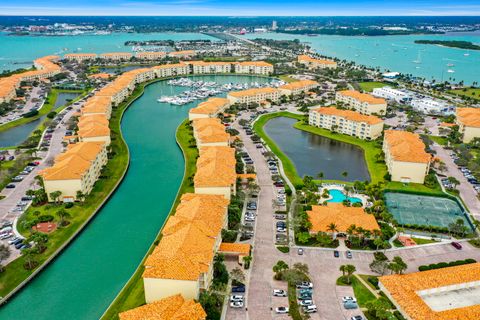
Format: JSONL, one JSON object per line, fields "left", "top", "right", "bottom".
{"left": 414, "top": 40, "right": 480, "bottom": 50}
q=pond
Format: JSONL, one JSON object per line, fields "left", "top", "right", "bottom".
{"left": 263, "top": 117, "right": 370, "bottom": 182}
{"left": 0, "top": 92, "right": 80, "bottom": 148}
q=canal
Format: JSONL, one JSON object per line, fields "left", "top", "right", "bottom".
{"left": 0, "top": 92, "right": 80, "bottom": 148}
{"left": 0, "top": 75, "right": 270, "bottom": 320}
{"left": 263, "top": 117, "right": 370, "bottom": 182}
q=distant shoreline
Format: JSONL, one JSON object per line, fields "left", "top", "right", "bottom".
{"left": 414, "top": 40, "right": 480, "bottom": 51}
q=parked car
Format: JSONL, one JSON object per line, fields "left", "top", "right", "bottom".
{"left": 303, "top": 305, "right": 317, "bottom": 313}
{"left": 232, "top": 285, "right": 246, "bottom": 293}
{"left": 346, "top": 251, "right": 353, "bottom": 259}
{"left": 343, "top": 301, "right": 358, "bottom": 309}
{"left": 230, "top": 301, "right": 244, "bottom": 308}
{"left": 334, "top": 250, "right": 340, "bottom": 258}
{"left": 275, "top": 214, "right": 286, "bottom": 220}
{"left": 451, "top": 241, "right": 462, "bottom": 250}
{"left": 298, "top": 248, "right": 304, "bottom": 255}
{"left": 342, "top": 296, "right": 357, "bottom": 303}
{"left": 299, "top": 299, "right": 313, "bottom": 306}
{"left": 230, "top": 295, "right": 244, "bottom": 302}
{"left": 275, "top": 307, "right": 289, "bottom": 314}
{"left": 6, "top": 184, "right": 16, "bottom": 189}
{"left": 350, "top": 316, "right": 365, "bottom": 320}
{"left": 273, "top": 289, "right": 287, "bottom": 297}
{"left": 297, "top": 281, "right": 313, "bottom": 289}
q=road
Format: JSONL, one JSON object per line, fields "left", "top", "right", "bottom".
{"left": 225, "top": 106, "right": 480, "bottom": 320}
{"left": 431, "top": 142, "right": 480, "bottom": 219}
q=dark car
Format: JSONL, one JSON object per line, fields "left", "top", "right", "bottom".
{"left": 6, "top": 184, "right": 16, "bottom": 189}
{"left": 334, "top": 250, "right": 340, "bottom": 258}
{"left": 451, "top": 241, "right": 462, "bottom": 250}
{"left": 232, "top": 286, "right": 246, "bottom": 293}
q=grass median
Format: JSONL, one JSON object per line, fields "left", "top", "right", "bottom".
{"left": 100, "top": 119, "right": 198, "bottom": 320}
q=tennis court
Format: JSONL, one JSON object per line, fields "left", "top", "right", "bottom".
{"left": 384, "top": 192, "right": 473, "bottom": 230}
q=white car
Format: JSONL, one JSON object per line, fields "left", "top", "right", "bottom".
{"left": 230, "top": 295, "right": 244, "bottom": 302}
{"left": 273, "top": 289, "right": 287, "bottom": 297}
{"left": 275, "top": 306, "right": 289, "bottom": 314}
{"left": 296, "top": 282, "right": 313, "bottom": 289}
{"left": 230, "top": 301, "right": 244, "bottom": 308}
{"left": 299, "top": 299, "right": 313, "bottom": 306}
{"left": 303, "top": 305, "right": 317, "bottom": 313}
{"left": 342, "top": 296, "right": 357, "bottom": 303}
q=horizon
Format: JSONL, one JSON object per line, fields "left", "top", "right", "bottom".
{"left": 1, "top": 0, "right": 480, "bottom": 16}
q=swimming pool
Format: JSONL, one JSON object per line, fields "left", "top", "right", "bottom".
{"left": 327, "top": 189, "right": 362, "bottom": 204}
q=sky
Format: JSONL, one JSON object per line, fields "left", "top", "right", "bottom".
{"left": 1, "top": 0, "right": 480, "bottom": 16}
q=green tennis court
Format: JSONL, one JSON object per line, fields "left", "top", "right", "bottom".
{"left": 384, "top": 192, "right": 473, "bottom": 230}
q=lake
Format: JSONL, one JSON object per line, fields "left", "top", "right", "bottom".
{"left": 263, "top": 116, "right": 370, "bottom": 182}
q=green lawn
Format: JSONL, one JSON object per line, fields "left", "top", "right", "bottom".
{"left": 428, "top": 135, "right": 448, "bottom": 146}
{"left": 449, "top": 88, "right": 480, "bottom": 100}
{"left": 278, "top": 75, "right": 297, "bottom": 83}
{"left": 385, "top": 181, "right": 444, "bottom": 196}
{"left": 357, "top": 82, "right": 389, "bottom": 92}
{"left": 412, "top": 237, "right": 439, "bottom": 245}
{"left": 0, "top": 89, "right": 83, "bottom": 133}
{"left": 0, "top": 87, "right": 131, "bottom": 298}
{"left": 336, "top": 276, "right": 377, "bottom": 307}
{"left": 100, "top": 119, "right": 198, "bottom": 320}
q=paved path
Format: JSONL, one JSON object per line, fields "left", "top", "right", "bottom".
{"left": 431, "top": 142, "right": 480, "bottom": 219}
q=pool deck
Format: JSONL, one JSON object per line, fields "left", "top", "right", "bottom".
{"left": 319, "top": 185, "right": 369, "bottom": 206}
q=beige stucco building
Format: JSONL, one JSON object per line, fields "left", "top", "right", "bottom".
{"left": 188, "top": 97, "right": 230, "bottom": 120}
{"left": 40, "top": 142, "right": 107, "bottom": 201}
{"left": 192, "top": 118, "right": 230, "bottom": 148}
{"left": 309, "top": 107, "right": 384, "bottom": 140}
{"left": 135, "top": 51, "right": 167, "bottom": 60}
{"left": 188, "top": 61, "right": 231, "bottom": 74}
{"left": 383, "top": 130, "right": 431, "bottom": 184}
{"left": 63, "top": 53, "right": 98, "bottom": 62}
{"left": 168, "top": 50, "right": 196, "bottom": 59}
{"left": 297, "top": 55, "right": 337, "bottom": 69}
{"left": 336, "top": 90, "right": 388, "bottom": 115}
{"left": 234, "top": 61, "right": 273, "bottom": 75}
{"left": 227, "top": 87, "right": 280, "bottom": 105}
{"left": 456, "top": 107, "right": 480, "bottom": 143}
{"left": 152, "top": 63, "right": 190, "bottom": 78}
{"left": 99, "top": 52, "right": 133, "bottom": 61}
{"left": 279, "top": 80, "right": 319, "bottom": 96}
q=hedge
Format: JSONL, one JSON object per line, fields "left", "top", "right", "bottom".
{"left": 418, "top": 258, "right": 476, "bottom": 271}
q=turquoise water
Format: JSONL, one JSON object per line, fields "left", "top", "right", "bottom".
{"left": 243, "top": 32, "right": 480, "bottom": 84}
{"left": 327, "top": 189, "right": 362, "bottom": 204}
{"left": 0, "top": 75, "right": 270, "bottom": 320}
{"left": 0, "top": 32, "right": 216, "bottom": 72}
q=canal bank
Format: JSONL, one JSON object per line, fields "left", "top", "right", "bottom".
{"left": 0, "top": 74, "right": 270, "bottom": 320}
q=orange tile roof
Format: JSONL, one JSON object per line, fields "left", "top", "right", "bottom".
{"left": 40, "top": 154, "right": 92, "bottom": 180}
{"left": 307, "top": 203, "right": 380, "bottom": 234}
{"left": 313, "top": 107, "right": 383, "bottom": 125}
{"left": 77, "top": 123, "right": 110, "bottom": 138}
{"left": 56, "top": 141, "right": 105, "bottom": 163}
{"left": 88, "top": 73, "right": 111, "bottom": 80}
{"left": 235, "top": 61, "right": 273, "bottom": 67}
{"left": 384, "top": 130, "right": 431, "bottom": 163}
{"left": 219, "top": 242, "right": 251, "bottom": 256}
{"left": 188, "top": 61, "right": 231, "bottom": 66}
{"left": 193, "top": 118, "right": 230, "bottom": 144}
{"left": 228, "top": 87, "right": 278, "bottom": 98}
{"left": 337, "top": 90, "right": 387, "bottom": 105}
{"left": 78, "top": 114, "right": 109, "bottom": 127}
{"left": 136, "top": 51, "right": 166, "bottom": 57}
{"left": 118, "top": 294, "right": 206, "bottom": 320}
{"left": 279, "top": 80, "right": 319, "bottom": 91}
{"left": 189, "top": 97, "right": 229, "bottom": 115}
{"left": 298, "top": 55, "right": 337, "bottom": 65}
{"left": 64, "top": 53, "right": 97, "bottom": 58}
{"left": 152, "top": 63, "right": 187, "bottom": 70}
{"left": 168, "top": 50, "right": 195, "bottom": 56}
{"left": 194, "top": 146, "right": 236, "bottom": 188}
{"left": 457, "top": 107, "right": 480, "bottom": 128}
{"left": 380, "top": 263, "right": 480, "bottom": 320}
{"left": 100, "top": 52, "right": 133, "bottom": 57}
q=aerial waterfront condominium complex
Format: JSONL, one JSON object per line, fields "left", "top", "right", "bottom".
{"left": 135, "top": 51, "right": 167, "bottom": 60}
{"left": 81, "top": 96, "right": 112, "bottom": 119}
{"left": 456, "top": 107, "right": 480, "bottom": 143}
{"left": 188, "top": 97, "right": 230, "bottom": 120}
{"left": 167, "top": 50, "right": 196, "bottom": 59}
{"left": 119, "top": 294, "right": 206, "bottom": 320}
{"left": 0, "top": 55, "right": 61, "bottom": 103}
{"left": 152, "top": 63, "right": 190, "bottom": 78}
{"left": 40, "top": 142, "right": 108, "bottom": 202}
{"left": 142, "top": 193, "right": 229, "bottom": 302}
{"left": 77, "top": 114, "right": 111, "bottom": 145}
{"left": 279, "top": 79, "right": 319, "bottom": 96}
{"left": 383, "top": 130, "right": 431, "bottom": 184}
{"left": 99, "top": 52, "right": 133, "bottom": 61}
{"left": 297, "top": 54, "right": 337, "bottom": 69}
{"left": 192, "top": 118, "right": 231, "bottom": 148}
{"left": 380, "top": 263, "right": 480, "bottom": 320}
{"left": 234, "top": 61, "right": 274, "bottom": 75}
{"left": 227, "top": 87, "right": 280, "bottom": 105}
{"left": 194, "top": 146, "right": 237, "bottom": 199}
{"left": 188, "top": 61, "right": 232, "bottom": 74}
{"left": 63, "top": 53, "right": 98, "bottom": 62}
{"left": 336, "top": 90, "right": 388, "bottom": 115}
{"left": 309, "top": 107, "right": 384, "bottom": 140}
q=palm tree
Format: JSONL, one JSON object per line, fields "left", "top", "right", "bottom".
{"left": 22, "top": 247, "right": 37, "bottom": 270}
{"left": 327, "top": 222, "right": 339, "bottom": 239}
{"left": 341, "top": 171, "right": 348, "bottom": 181}
{"left": 346, "top": 224, "right": 357, "bottom": 239}
{"left": 49, "top": 190, "right": 62, "bottom": 205}
{"left": 345, "top": 264, "right": 356, "bottom": 284}
{"left": 76, "top": 190, "right": 86, "bottom": 202}
{"left": 339, "top": 264, "right": 347, "bottom": 277}
{"left": 242, "top": 255, "right": 252, "bottom": 269}
{"left": 56, "top": 209, "right": 71, "bottom": 227}
{"left": 317, "top": 172, "right": 324, "bottom": 185}
{"left": 0, "top": 244, "right": 11, "bottom": 272}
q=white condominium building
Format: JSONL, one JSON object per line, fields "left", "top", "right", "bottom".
{"left": 372, "top": 86, "right": 412, "bottom": 104}
{"left": 152, "top": 63, "right": 190, "bottom": 78}
{"left": 309, "top": 107, "right": 384, "bottom": 140}
{"left": 227, "top": 87, "right": 280, "bottom": 105}
{"left": 135, "top": 51, "right": 167, "bottom": 60}
{"left": 336, "top": 90, "right": 387, "bottom": 115}
{"left": 234, "top": 61, "right": 273, "bottom": 75}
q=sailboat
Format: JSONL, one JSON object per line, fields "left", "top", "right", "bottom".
{"left": 447, "top": 69, "right": 455, "bottom": 73}
{"left": 447, "top": 63, "right": 455, "bottom": 67}
{"left": 413, "top": 51, "right": 422, "bottom": 64}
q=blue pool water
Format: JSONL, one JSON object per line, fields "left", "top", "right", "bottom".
{"left": 327, "top": 189, "right": 362, "bottom": 204}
